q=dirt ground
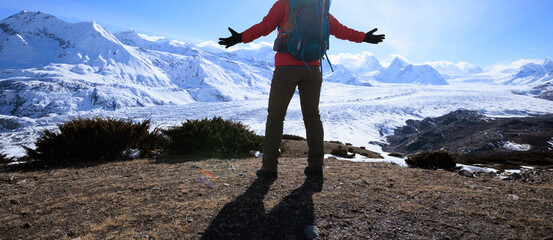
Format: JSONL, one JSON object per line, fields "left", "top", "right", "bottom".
{"left": 1, "top": 140, "right": 553, "bottom": 239}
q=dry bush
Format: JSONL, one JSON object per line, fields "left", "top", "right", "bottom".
{"left": 0, "top": 153, "right": 11, "bottom": 165}
{"left": 331, "top": 146, "right": 355, "bottom": 158}
{"left": 388, "top": 153, "right": 404, "bottom": 158}
{"left": 163, "top": 117, "right": 263, "bottom": 156}
{"left": 282, "top": 134, "right": 305, "bottom": 141}
{"left": 406, "top": 150, "right": 457, "bottom": 170}
{"left": 25, "top": 117, "right": 163, "bottom": 166}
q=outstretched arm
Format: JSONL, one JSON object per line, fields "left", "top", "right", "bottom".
{"left": 364, "top": 28, "right": 385, "bottom": 44}
{"left": 329, "top": 14, "right": 385, "bottom": 44}
{"left": 218, "top": 0, "right": 285, "bottom": 48}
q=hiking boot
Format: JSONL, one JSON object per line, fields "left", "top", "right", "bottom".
{"left": 256, "top": 169, "right": 277, "bottom": 180}
{"left": 304, "top": 166, "right": 323, "bottom": 178}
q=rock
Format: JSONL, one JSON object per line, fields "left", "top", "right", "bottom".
{"left": 499, "top": 174, "right": 510, "bottom": 180}
{"left": 485, "top": 172, "right": 497, "bottom": 179}
{"left": 21, "top": 223, "right": 31, "bottom": 228}
{"left": 304, "top": 225, "right": 320, "bottom": 239}
{"left": 10, "top": 199, "right": 21, "bottom": 205}
{"left": 148, "top": 151, "right": 160, "bottom": 158}
{"left": 458, "top": 170, "right": 473, "bottom": 178}
{"left": 122, "top": 149, "right": 141, "bottom": 159}
{"left": 499, "top": 172, "right": 522, "bottom": 181}
{"left": 128, "top": 149, "right": 141, "bottom": 159}
{"left": 506, "top": 194, "right": 520, "bottom": 201}
{"left": 383, "top": 110, "right": 553, "bottom": 157}
{"left": 249, "top": 151, "right": 262, "bottom": 158}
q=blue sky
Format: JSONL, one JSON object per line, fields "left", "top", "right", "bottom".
{"left": 1, "top": 0, "right": 552, "bottom": 67}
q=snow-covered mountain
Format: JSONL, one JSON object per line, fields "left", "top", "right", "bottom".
{"left": 0, "top": 11, "right": 196, "bottom": 117}
{"left": 375, "top": 57, "right": 448, "bottom": 85}
{"left": 0, "top": 11, "right": 275, "bottom": 117}
{"left": 498, "top": 58, "right": 553, "bottom": 85}
{"left": 328, "top": 52, "right": 383, "bottom": 74}
{"left": 2, "top": 11, "right": 551, "bottom": 119}
{"left": 113, "top": 30, "right": 274, "bottom": 101}
{"left": 323, "top": 64, "right": 372, "bottom": 86}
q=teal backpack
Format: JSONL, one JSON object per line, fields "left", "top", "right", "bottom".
{"left": 274, "top": 0, "right": 334, "bottom": 71}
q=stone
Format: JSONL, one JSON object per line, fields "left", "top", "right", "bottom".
{"left": 499, "top": 172, "right": 522, "bottom": 181}
{"left": 506, "top": 194, "right": 520, "bottom": 201}
{"left": 304, "top": 225, "right": 320, "bottom": 239}
{"left": 499, "top": 174, "right": 511, "bottom": 180}
{"left": 148, "top": 151, "right": 160, "bottom": 158}
{"left": 128, "top": 149, "right": 141, "bottom": 159}
{"left": 458, "top": 170, "right": 473, "bottom": 178}
{"left": 511, "top": 173, "right": 522, "bottom": 180}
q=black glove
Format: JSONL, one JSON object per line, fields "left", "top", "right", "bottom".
{"left": 218, "top": 27, "right": 243, "bottom": 48}
{"left": 364, "top": 28, "right": 385, "bottom": 44}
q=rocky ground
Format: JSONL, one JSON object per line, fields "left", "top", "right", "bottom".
{"left": 1, "top": 140, "right": 553, "bottom": 239}
{"left": 383, "top": 110, "right": 553, "bottom": 170}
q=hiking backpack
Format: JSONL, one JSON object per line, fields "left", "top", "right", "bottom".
{"left": 274, "top": 0, "right": 333, "bottom": 70}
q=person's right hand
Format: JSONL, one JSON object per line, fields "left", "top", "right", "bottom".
{"left": 364, "top": 28, "right": 385, "bottom": 44}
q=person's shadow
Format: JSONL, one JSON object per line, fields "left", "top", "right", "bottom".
{"left": 201, "top": 177, "right": 324, "bottom": 240}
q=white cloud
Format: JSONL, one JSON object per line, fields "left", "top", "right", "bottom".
{"left": 234, "top": 41, "right": 273, "bottom": 51}
{"left": 486, "top": 59, "right": 544, "bottom": 73}
{"left": 425, "top": 60, "right": 482, "bottom": 75}
{"left": 329, "top": 52, "right": 374, "bottom": 67}
{"left": 195, "top": 40, "right": 226, "bottom": 53}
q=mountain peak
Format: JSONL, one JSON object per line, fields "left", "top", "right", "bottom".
{"left": 4, "top": 11, "right": 59, "bottom": 23}
{"left": 544, "top": 58, "right": 553, "bottom": 72}
{"left": 389, "top": 57, "right": 409, "bottom": 68}
{"left": 1, "top": 11, "right": 70, "bottom": 36}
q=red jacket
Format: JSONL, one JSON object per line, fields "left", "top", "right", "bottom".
{"left": 242, "top": 0, "right": 366, "bottom": 66}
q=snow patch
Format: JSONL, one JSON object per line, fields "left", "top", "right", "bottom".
{"left": 503, "top": 141, "right": 532, "bottom": 152}
{"left": 504, "top": 169, "right": 521, "bottom": 174}
{"left": 457, "top": 164, "right": 497, "bottom": 173}
{"left": 324, "top": 154, "right": 407, "bottom": 167}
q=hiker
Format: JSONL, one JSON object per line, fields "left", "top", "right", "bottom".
{"left": 219, "top": 0, "right": 384, "bottom": 180}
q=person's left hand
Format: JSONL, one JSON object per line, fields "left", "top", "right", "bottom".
{"left": 218, "top": 27, "right": 243, "bottom": 48}
{"left": 364, "top": 28, "right": 385, "bottom": 44}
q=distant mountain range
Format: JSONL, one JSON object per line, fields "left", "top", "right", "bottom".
{"left": 1, "top": 11, "right": 552, "bottom": 117}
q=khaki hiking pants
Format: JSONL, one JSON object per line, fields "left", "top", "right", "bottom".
{"left": 262, "top": 66, "right": 324, "bottom": 172}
